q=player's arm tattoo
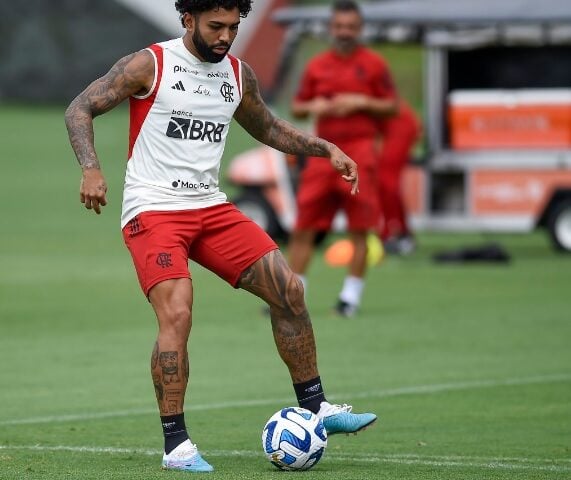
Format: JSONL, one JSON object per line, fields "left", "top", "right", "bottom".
{"left": 234, "top": 62, "right": 335, "bottom": 159}
{"left": 64, "top": 50, "right": 154, "bottom": 169}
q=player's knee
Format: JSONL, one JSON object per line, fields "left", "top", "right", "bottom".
{"left": 281, "top": 272, "right": 306, "bottom": 315}
{"left": 290, "top": 273, "right": 305, "bottom": 304}
{"left": 159, "top": 304, "right": 192, "bottom": 336}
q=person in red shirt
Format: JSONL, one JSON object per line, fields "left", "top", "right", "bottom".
{"left": 377, "top": 100, "right": 421, "bottom": 255}
{"left": 287, "top": 0, "right": 398, "bottom": 317}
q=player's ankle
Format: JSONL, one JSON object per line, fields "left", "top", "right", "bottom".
{"left": 293, "top": 376, "right": 326, "bottom": 414}
{"left": 161, "top": 413, "right": 190, "bottom": 454}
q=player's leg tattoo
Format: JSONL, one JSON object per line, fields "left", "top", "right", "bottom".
{"left": 151, "top": 344, "right": 187, "bottom": 414}
{"left": 149, "top": 279, "right": 193, "bottom": 415}
{"left": 239, "top": 250, "right": 319, "bottom": 383}
{"left": 151, "top": 341, "right": 165, "bottom": 402}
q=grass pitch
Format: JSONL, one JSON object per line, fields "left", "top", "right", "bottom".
{"left": 0, "top": 107, "right": 570, "bottom": 479}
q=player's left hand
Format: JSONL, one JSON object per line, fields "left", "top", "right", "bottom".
{"left": 330, "top": 147, "right": 359, "bottom": 195}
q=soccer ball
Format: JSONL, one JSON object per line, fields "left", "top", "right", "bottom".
{"left": 261, "top": 407, "right": 327, "bottom": 471}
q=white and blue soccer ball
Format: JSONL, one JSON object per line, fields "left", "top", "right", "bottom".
{"left": 261, "top": 406, "right": 327, "bottom": 471}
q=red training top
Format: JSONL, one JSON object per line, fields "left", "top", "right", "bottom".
{"left": 295, "top": 45, "right": 397, "bottom": 144}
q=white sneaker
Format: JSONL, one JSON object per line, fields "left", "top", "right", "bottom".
{"left": 161, "top": 439, "right": 214, "bottom": 472}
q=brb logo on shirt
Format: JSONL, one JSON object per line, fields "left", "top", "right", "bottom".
{"left": 166, "top": 117, "right": 225, "bottom": 142}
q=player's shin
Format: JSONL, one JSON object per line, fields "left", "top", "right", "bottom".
{"left": 151, "top": 340, "right": 190, "bottom": 454}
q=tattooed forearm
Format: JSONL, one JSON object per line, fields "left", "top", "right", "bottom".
{"left": 65, "top": 96, "right": 100, "bottom": 169}
{"left": 234, "top": 62, "right": 334, "bottom": 159}
{"left": 65, "top": 51, "right": 153, "bottom": 169}
{"left": 268, "top": 117, "right": 333, "bottom": 158}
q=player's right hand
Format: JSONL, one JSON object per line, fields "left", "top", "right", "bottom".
{"left": 330, "top": 147, "right": 359, "bottom": 195}
{"left": 80, "top": 168, "right": 108, "bottom": 214}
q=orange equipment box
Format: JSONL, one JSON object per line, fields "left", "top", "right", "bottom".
{"left": 448, "top": 89, "right": 571, "bottom": 149}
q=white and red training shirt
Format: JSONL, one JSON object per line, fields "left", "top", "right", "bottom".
{"left": 121, "top": 38, "right": 243, "bottom": 227}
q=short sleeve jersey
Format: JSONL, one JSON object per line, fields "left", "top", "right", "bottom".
{"left": 295, "top": 46, "right": 396, "bottom": 143}
{"left": 121, "top": 38, "right": 243, "bottom": 228}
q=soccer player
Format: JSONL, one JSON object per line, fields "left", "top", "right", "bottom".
{"left": 378, "top": 100, "right": 421, "bottom": 255}
{"left": 287, "top": 0, "right": 398, "bottom": 317}
{"left": 65, "top": 0, "right": 376, "bottom": 473}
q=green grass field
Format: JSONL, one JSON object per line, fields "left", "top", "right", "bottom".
{"left": 1, "top": 107, "right": 570, "bottom": 479}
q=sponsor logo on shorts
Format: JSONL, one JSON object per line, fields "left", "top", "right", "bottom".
{"left": 156, "top": 253, "right": 173, "bottom": 269}
{"left": 166, "top": 117, "right": 225, "bottom": 142}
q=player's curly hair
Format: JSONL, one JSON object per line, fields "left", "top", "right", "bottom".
{"left": 175, "top": 0, "right": 253, "bottom": 26}
{"left": 333, "top": 0, "right": 361, "bottom": 15}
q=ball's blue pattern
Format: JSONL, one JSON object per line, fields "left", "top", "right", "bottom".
{"left": 263, "top": 420, "right": 278, "bottom": 454}
{"left": 314, "top": 418, "right": 327, "bottom": 441}
{"left": 280, "top": 407, "right": 313, "bottom": 422}
{"left": 280, "top": 426, "right": 311, "bottom": 453}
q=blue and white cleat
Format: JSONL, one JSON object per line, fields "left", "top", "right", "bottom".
{"left": 161, "top": 439, "right": 214, "bottom": 472}
{"left": 317, "top": 401, "right": 377, "bottom": 436}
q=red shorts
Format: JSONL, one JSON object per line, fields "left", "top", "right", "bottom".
{"left": 295, "top": 138, "right": 379, "bottom": 231}
{"left": 122, "top": 203, "right": 278, "bottom": 296}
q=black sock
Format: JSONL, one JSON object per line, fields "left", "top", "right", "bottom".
{"left": 293, "top": 376, "right": 326, "bottom": 414}
{"left": 161, "top": 413, "right": 189, "bottom": 454}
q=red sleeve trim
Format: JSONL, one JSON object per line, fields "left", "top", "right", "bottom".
{"left": 128, "top": 44, "right": 164, "bottom": 159}
{"left": 228, "top": 54, "right": 242, "bottom": 97}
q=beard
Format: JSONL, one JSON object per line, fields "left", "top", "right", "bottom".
{"left": 193, "top": 28, "right": 230, "bottom": 63}
{"left": 332, "top": 37, "right": 358, "bottom": 54}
